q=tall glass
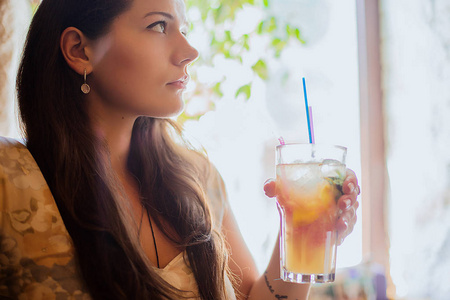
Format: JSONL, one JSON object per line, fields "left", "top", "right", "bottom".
{"left": 276, "top": 143, "right": 347, "bottom": 283}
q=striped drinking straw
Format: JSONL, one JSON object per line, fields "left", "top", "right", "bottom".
{"left": 302, "top": 77, "right": 315, "bottom": 144}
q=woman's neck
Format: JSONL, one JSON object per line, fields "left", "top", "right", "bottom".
{"left": 86, "top": 94, "right": 138, "bottom": 176}
{"left": 107, "top": 128, "right": 133, "bottom": 176}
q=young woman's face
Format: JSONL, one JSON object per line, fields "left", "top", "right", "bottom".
{"left": 87, "top": 0, "right": 198, "bottom": 118}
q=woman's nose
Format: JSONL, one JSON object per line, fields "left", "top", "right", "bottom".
{"left": 174, "top": 37, "right": 199, "bottom": 66}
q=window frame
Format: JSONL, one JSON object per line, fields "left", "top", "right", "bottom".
{"left": 356, "top": 0, "right": 393, "bottom": 296}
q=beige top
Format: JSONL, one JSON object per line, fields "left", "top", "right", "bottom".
{"left": 0, "top": 136, "right": 236, "bottom": 299}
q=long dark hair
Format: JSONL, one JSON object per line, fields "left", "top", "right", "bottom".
{"left": 16, "top": 0, "right": 229, "bottom": 299}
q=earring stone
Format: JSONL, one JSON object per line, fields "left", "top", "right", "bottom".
{"left": 81, "top": 84, "right": 90, "bottom": 94}
{"left": 81, "top": 69, "right": 90, "bottom": 94}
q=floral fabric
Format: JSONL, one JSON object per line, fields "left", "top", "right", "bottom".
{"left": 0, "top": 137, "right": 90, "bottom": 300}
{"left": 0, "top": 137, "right": 236, "bottom": 299}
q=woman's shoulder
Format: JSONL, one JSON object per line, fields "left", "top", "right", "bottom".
{"left": 183, "top": 149, "right": 225, "bottom": 194}
{"left": 177, "top": 146, "right": 229, "bottom": 227}
{"left": 186, "top": 149, "right": 229, "bottom": 226}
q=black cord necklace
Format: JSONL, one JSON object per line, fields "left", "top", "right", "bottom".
{"left": 146, "top": 208, "right": 160, "bottom": 268}
{"left": 138, "top": 205, "right": 160, "bottom": 268}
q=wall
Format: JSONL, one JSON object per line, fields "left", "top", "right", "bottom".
{"left": 380, "top": 0, "right": 450, "bottom": 298}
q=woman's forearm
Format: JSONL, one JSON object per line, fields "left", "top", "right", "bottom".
{"left": 247, "top": 235, "right": 311, "bottom": 300}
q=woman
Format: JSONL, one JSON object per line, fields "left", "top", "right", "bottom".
{"left": 0, "top": 0, "right": 360, "bottom": 299}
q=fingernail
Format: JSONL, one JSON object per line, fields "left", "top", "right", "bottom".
{"left": 348, "top": 182, "right": 355, "bottom": 194}
{"left": 343, "top": 219, "right": 349, "bottom": 228}
{"left": 344, "top": 199, "right": 351, "bottom": 209}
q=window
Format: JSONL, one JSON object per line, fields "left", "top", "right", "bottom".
{"left": 184, "top": 0, "right": 362, "bottom": 272}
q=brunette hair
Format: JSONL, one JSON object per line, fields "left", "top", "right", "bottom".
{"left": 16, "top": 0, "right": 229, "bottom": 299}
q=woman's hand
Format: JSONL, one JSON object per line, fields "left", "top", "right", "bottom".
{"left": 264, "top": 168, "right": 360, "bottom": 245}
{"left": 335, "top": 169, "right": 360, "bottom": 245}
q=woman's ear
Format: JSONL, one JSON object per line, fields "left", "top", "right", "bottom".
{"left": 60, "top": 27, "right": 92, "bottom": 75}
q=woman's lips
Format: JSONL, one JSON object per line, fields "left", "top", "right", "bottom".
{"left": 167, "top": 75, "right": 189, "bottom": 89}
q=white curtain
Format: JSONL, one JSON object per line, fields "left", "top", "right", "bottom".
{"left": 0, "top": 0, "right": 30, "bottom": 138}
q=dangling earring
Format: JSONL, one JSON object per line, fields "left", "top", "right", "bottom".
{"left": 81, "top": 69, "right": 91, "bottom": 94}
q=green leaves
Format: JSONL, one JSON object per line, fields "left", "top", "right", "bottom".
{"left": 271, "top": 38, "right": 287, "bottom": 57}
{"left": 286, "top": 24, "right": 306, "bottom": 44}
{"left": 180, "top": 0, "right": 306, "bottom": 123}
{"left": 257, "top": 16, "right": 277, "bottom": 34}
{"left": 235, "top": 83, "right": 252, "bottom": 100}
{"left": 212, "top": 82, "right": 223, "bottom": 98}
{"left": 252, "top": 59, "right": 268, "bottom": 80}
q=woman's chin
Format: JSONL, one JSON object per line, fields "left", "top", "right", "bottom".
{"left": 144, "top": 102, "right": 185, "bottom": 119}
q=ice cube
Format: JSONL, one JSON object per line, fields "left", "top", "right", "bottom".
{"left": 277, "top": 164, "right": 309, "bottom": 182}
{"left": 322, "top": 159, "right": 341, "bottom": 166}
{"left": 291, "top": 164, "right": 323, "bottom": 192}
{"left": 320, "top": 159, "right": 345, "bottom": 178}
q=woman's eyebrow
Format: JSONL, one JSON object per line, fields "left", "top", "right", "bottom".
{"left": 143, "top": 11, "right": 174, "bottom": 19}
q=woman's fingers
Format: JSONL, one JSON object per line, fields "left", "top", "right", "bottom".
{"left": 336, "top": 169, "right": 361, "bottom": 245}
{"left": 342, "top": 169, "right": 360, "bottom": 196}
{"left": 264, "top": 179, "right": 277, "bottom": 198}
{"left": 342, "top": 169, "right": 360, "bottom": 201}
{"left": 336, "top": 197, "right": 359, "bottom": 245}
{"left": 337, "top": 168, "right": 360, "bottom": 214}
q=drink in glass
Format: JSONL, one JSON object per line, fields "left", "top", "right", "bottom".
{"left": 276, "top": 143, "right": 346, "bottom": 283}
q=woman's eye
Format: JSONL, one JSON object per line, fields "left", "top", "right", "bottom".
{"left": 148, "top": 21, "right": 167, "bottom": 33}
